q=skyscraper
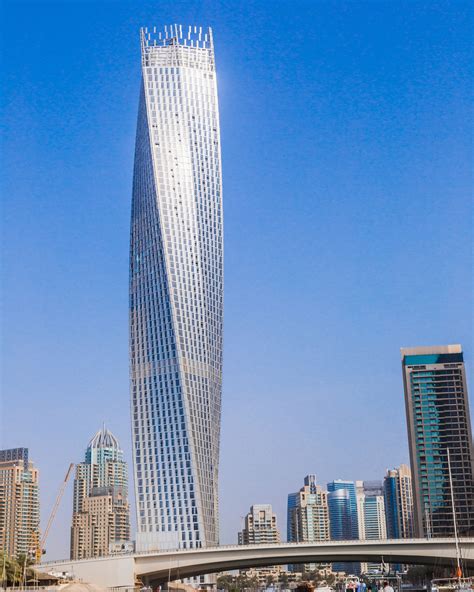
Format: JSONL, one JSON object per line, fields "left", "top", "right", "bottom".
{"left": 401, "top": 345, "right": 474, "bottom": 537}
{"left": 238, "top": 504, "right": 281, "bottom": 545}
{"left": 327, "top": 489, "right": 354, "bottom": 574}
{"left": 383, "top": 465, "right": 414, "bottom": 539}
{"left": 356, "top": 481, "right": 387, "bottom": 574}
{"left": 130, "top": 24, "right": 223, "bottom": 552}
{"left": 287, "top": 475, "right": 330, "bottom": 544}
{"left": 0, "top": 448, "right": 40, "bottom": 558}
{"left": 327, "top": 480, "right": 359, "bottom": 539}
{"left": 70, "top": 427, "right": 130, "bottom": 559}
{"left": 238, "top": 504, "right": 282, "bottom": 585}
{"left": 328, "top": 480, "right": 359, "bottom": 573}
{"left": 356, "top": 481, "right": 386, "bottom": 541}
{"left": 287, "top": 475, "right": 329, "bottom": 572}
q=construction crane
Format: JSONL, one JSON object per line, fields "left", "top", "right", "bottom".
{"left": 35, "top": 462, "right": 74, "bottom": 562}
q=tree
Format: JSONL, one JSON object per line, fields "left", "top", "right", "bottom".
{"left": 217, "top": 574, "right": 239, "bottom": 592}
{"left": 295, "top": 583, "right": 314, "bottom": 592}
{"left": 0, "top": 552, "right": 36, "bottom": 586}
{"left": 280, "top": 572, "right": 290, "bottom": 588}
{"left": 309, "top": 570, "right": 321, "bottom": 585}
{"left": 248, "top": 574, "right": 259, "bottom": 590}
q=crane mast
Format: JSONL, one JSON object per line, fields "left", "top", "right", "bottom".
{"left": 35, "top": 462, "right": 74, "bottom": 562}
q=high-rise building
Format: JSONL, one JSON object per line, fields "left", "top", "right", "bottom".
{"left": 70, "top": 427, "right": 130, "bottom": 560}
{"left": 328, "top": 489, "right": 352, "bottom": 540}
{"left": 238, "top": 504, "right": 281, "bottom": 545}
{"left": 327, "top": 488, "right": 354, "bottom": 574}
{"left": 401, "top": 345, "right": 474, "bottom": 537}
{"left": 287, "top": 475, "right": 330, "bottom": 543}
{"left": 356, "top": 481, "right": 387, "bottom": 574}
{"left": 130, "top": 24, "right": 223, "bottom": 553}
{"left": 328, "top": 480, "right": 360, "bottom": 574}
{"left": 356, "top": 481, "right": 366, "bottom": 541}
{"left": 0, "top": 448, "right": 40, "bottom": 558}
{"left": 238, "top": 505, "right": 282, "bottom": 583}
{"left": 287, "top": 475, "right": 330, "bottom": 572}
{"left": 327, "top": 480, "right": 359, "bottom": 539}
{"left": 383, "top": 465, "right": 414, "bottom": 539}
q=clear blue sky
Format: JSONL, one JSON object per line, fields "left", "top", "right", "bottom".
{"left": 1, "top": 0, "right": 472, "bottom": 560}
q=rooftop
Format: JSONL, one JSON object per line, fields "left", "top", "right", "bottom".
{"left": 141, "top": 24, "right": 213, "bottom": 51}
{"left": 400, "top": 344, "right": 462, "bottom": 358}
{"left": 88, "top": 425, "right": 120, "bottom": 450}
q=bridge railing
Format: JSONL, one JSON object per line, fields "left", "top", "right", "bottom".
{"left": 39, "top": 537, "right": 467, "bottom": 566}
{"left": 132, "top": 537, "right": 466, "bottom": 557}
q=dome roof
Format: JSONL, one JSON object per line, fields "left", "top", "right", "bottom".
{"left": 88, "top": 425, "right": 120, "bottom": 450}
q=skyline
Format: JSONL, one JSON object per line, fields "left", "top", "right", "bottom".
{"left": 1, "top": 0, "right": 473, "bottom": 561}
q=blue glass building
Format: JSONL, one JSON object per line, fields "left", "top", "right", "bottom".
{"left": 328, "top": 488, "right": 352, "bottom": 540}
{"left": 383, "top": 465, "right": 414, "bottom": 539}
{"left": 327, "top": 480, "right": 359, "bottom": 539}
{"left": 327, "top": 488, "right": 354, "bottom": 573}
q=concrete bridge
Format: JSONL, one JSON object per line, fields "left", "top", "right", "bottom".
{"left": 39, "top": 538, "right": 474, "bottom": 588}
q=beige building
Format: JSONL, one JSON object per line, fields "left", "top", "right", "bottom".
{"left": 71, "top": 427, "right": 130, "bottom": 560}
{"left": 287, "top": 475, "right": 330, "bottom": 572}
{"left": 287, "top": 475, "right": 330, "bottom": 544}
{"left": 238, "top": 504, "right": 281, "bottom": 545}
{"left": 71, "top": 486, "right": 130, "bottom": 559}
{"left": 238, "top": 504, "right": 281, "bottom": 581}
{"left": 0, "top": 448, "right": 40, "bottom": 558}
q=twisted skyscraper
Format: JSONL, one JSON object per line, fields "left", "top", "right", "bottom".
{"left": 130, "top": 25, "right": 223, "bottom": 552}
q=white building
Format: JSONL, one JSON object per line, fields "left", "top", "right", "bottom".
{"left": 356, "top": 481, "right": 387, "bottom": 573}
{"left": 130, "top": 24, "right": 224, "bottom": 555}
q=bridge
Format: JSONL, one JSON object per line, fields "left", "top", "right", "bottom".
{"left": 39, "top": 538, "right": 474, "bottom": 588}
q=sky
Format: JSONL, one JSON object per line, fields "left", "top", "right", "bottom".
{"left": 1, "top": 0, "right": 473, "bottom": 561}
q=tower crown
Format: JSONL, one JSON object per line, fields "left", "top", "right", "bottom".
{"left": 88, "top": 426, "right": 120, "bottom": 450}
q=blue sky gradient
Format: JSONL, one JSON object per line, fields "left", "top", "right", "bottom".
{"left": 1, "top": 0, "right": 472, "bottom": 559}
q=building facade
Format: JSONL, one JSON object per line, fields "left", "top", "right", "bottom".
{"left": 401, "top": 345, "right": 474, "bottom": 537}
{"left": 287, "top": 475, "right": 330, "bottom": 572}
{"left": 130, "top": 24, "right": 223, "bottom": 553}
{"left": 238, "top": 504, "right": 281, "bottom": 545}
{"left": 327, "top": 480, "right": 360, "bottom": 574}
{"left": 0, "top": 448, "right": 40, "bottom": 558}
{"left": 327, "top": 489, "right": 352, "bottom": 541}
{"left": 238, "top": 505, "right": 281, "bottom": 583}
{"left": 70, "top": 427, "right": 130, "bottom": 560}
{"left": 356, "top": 481, "right": 387, "bottom": 574}
{"left": 327, "top": 480, "right": 359, "bottom": 540}
{"left": 383, "top": 465, "right": 414, "bottom": 539}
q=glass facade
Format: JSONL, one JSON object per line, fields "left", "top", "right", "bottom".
{"left": 130, "top": 24, "right": 223, "bottom": 551}
{"left": 383, "top": 465, "right": 414, "bottom": 539}
{"left": 327, "top": 480, "right": 359, "bottom": 539}
{"left": 402, "top": 345, "right": 474, "bottom": 537}
{"left": 327, "top": 488, "right": 354, "bottom": 573}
